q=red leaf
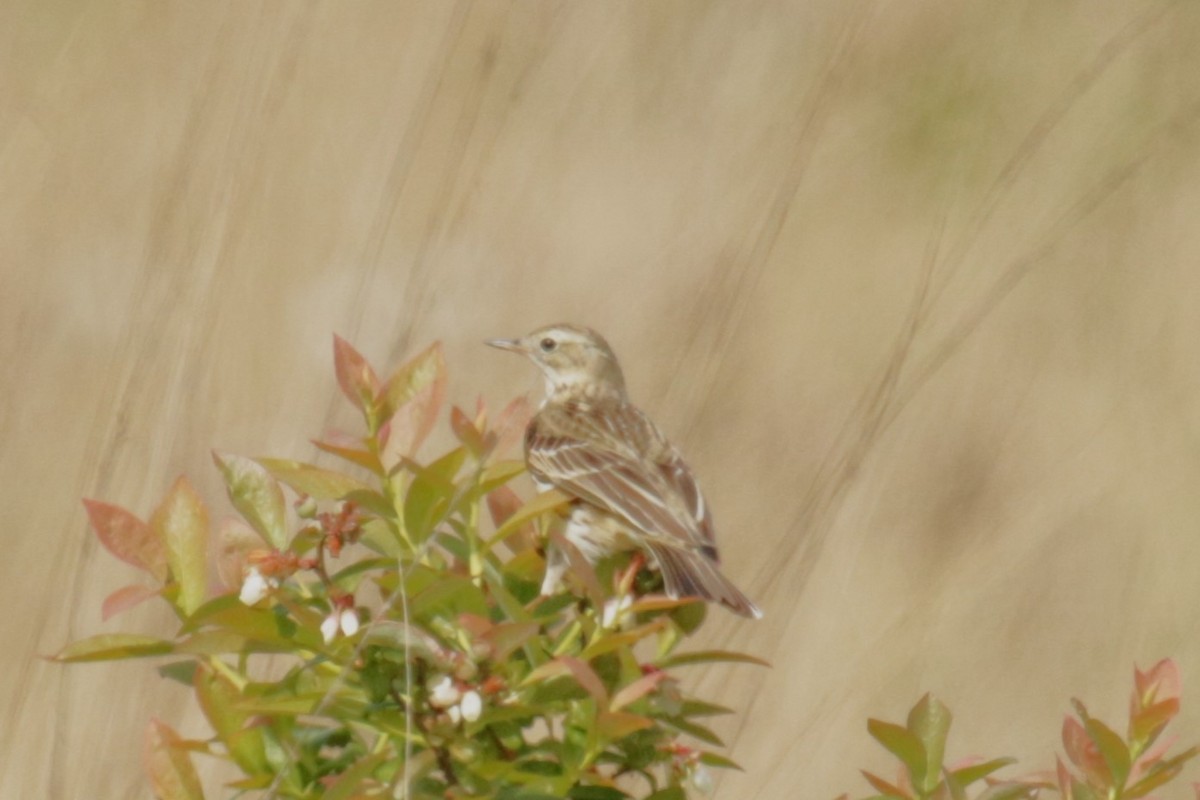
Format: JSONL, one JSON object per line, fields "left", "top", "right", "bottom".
{"left": 144, "top": 718, "right": 205, "bottom": 800}
{"left": 450, "top": 405, "right": 486, "bottom": 455}
{"left": 1134, "top": 659, "right": 1182, "bottom": 711}
{"left": 486, "top": 484, "right": 523, "bottom": 528}
{"left": 1130, "top": 698, "right": 1179, "bottom": 751}
{"left": 380, "top": 359, "right": 446, "bottom": 464}
{"left": 83, "top": 499, "right": 168, "bottom": 581}
{"left": 861, "top": 770, "right": 910, "bottom": 798}
{"left": 101, "top": 584, "right": 160, "bottom": 621}
{"left": 1063, "top": 715, "right": 1109, "bottom": 786}
{"left": 215, "top": 517, "right": 259, "bottom": 589}
{"left": 526, "top": 656, "right": 609, "bottom": 704}
{"left": 558, "top": 656, "right": 609, "bottom": 704}
{"left": 491, "top": 395, "right": 533, "bottom": 457}
{"left": 1056, "top": 757, "right": 1075, "bottom": 799}
{"left": 611, "top": 671, "right": 666, "bottom": 711}
{"left": 312, "top": 435, "right": 383, "bottom": 474}
{"left": 596, "top": 710, "right": 654, "bottom": 741}
{"left": 332, "top": 335, "right": 380, "bottom": 414}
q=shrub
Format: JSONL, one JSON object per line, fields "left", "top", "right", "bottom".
{"left": 838, "top": 659, "right": 1198, "bottom": 800}
{"left": 55, "top": 336, "right": 765, "bottom": 799}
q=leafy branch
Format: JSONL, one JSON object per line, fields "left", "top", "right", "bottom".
{"left": 55, "top": 336, "right": 767, "bottom": 800}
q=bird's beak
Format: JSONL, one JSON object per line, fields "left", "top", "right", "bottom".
{"left": 485, "top": 337, "right": 526, "bottom": 353}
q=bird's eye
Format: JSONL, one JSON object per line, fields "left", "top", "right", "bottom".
{"left": 539, "top": 337, "right": 557, "bottom": 352}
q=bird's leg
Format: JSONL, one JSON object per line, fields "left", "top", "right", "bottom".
{"left": 539, "top": 539, "right": 568, "bottom": 597}
{"left": 617, "top": 552, "right": 645, "bottom": 595}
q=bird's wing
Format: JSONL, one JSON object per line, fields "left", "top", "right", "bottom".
{"left": 526, "top": 401, "right": 712, "bottom": 551}
{"left": 657, "top": 446, "right": 718, "bottom": 557}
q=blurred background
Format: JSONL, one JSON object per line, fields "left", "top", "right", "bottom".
{"left": 4, "top": 1, "right": 1200, "bottom": 796}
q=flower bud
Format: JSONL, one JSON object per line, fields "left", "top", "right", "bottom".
{"left": 239, "top": 567, "right": 273, "bottom": 605}
{"left": 459, "top": 690, "right": 482, "bottom": 722}
{"left": 428, "top": 675, "right": 460, "bottom": 708}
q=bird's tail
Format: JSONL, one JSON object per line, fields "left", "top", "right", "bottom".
{"left": 646, "top": 542, "right": 762, "bottom": 619}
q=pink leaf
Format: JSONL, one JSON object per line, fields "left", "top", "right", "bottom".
{"left": 611, "top": 671, "right": 667, "bottom": 711}
{"left": 1063, "top": 715, "right": 1109, "bottom": 786}
{"left": 486, "top": 485, "right": 537, "bottom": 555}
{"left": 450, "top": 405, "right": 486, "bottom": 454}
{"left": 312, "top": 434, "right": 383, "bottom": 473}
{"left": 332, "top": 335, "right": 380, "bottom": 414}
{"left": 102, "top": 584, "right": 160, "bottom": 621}
{"left": 491, "top": 395, "right": 533, "bottom": 457}
{"left": 1135, "top": 659, "right": 1182, "bottom": 710}
{"left": 215, "top": 517, "right": 259, "bottom": 590}
{"left": 144, "top": 718, "right": 205, "bottom": 800}
{"left": 83, "top": 499, "right": 168, "bottom": 581}
{"left": 558, "top": 655, "right": 609, "bottom": 705}
{"left": 380, "top": 367, "right": 446, "bottom": 465}
{"left": 1056, "top": 758, "right": 1075, "bottom": 799}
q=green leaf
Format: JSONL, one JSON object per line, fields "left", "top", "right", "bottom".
{"left": 403, "top": 449, "right": 467, "bottom": 540}
{"left": 656, "top": 649, "right": 771, "bottom": 669}
{"left": 487, "top": 489, "right": 572, "bottom": 552}
{"left": 697, "top": 751, "right": 744, "bottom": 771}
{"left": 213, "top": 452, "right": 287, "bottom": 549}
{"left": 51, "top": 633, "right": 174, "bottom": 662}
{"left": 321, "top": 752, "right": 388, "bottom": 800}
{"left": 664, "top": 715, "right": 725, "bottom": 746}
{"left": 152, "top": 476, "right": 210, "bottom": 615}
{"left": 568, "top": 786, "right": 630, "bottom": 799}
{"left": 974, "top": 783, "right": 1037, "bottom": 800}
{"left": 144, "top": 718, "right": 205, "bottom": 800}
{"left": 907, "top": 693, "right": 952, "bottom": 793}
{"left": 182, "top": 597, "right": 318, "bottom": 649}
{"left": 195, "top": 664, "right": 268, "bottom": 775}
{"left": 410, "top": 574, "right": 489, "bottom": 619}
{"left": 1125, "top": 746, "right": 1199, "bottom": 799}
{"left": 949, "top": 757, "right": 1016, "bottom": 787}
{"left": 596, "top": 711, "right": 654, "bottom": 741}
{"left": 380, "top": 342, "right": 444, "bottom": 420}
{"left": 175, "top": 629, "right": 249, "bottom": 655}
{"left": 644, "top": 789, "right": 686, "bottom": 800}
{"left": 82, "top": 499, "right": 168, "bottom": 581}
{"left": 867, "top": 718, "right": 927, "bottom": 789}
{"left": 680, "top": 699, "right": 735, "bottom": 718}
{"left": 256, "top": 457, "right": 371, "bottom": 500}
{"left": 1082, "top": 716, "right": 1130, "bottom": 789}
{"left": 480, "top": 460, "right": 526, "bottom": 493}
{"left": 157, "top": 661, "right": 199, "bottom": 685}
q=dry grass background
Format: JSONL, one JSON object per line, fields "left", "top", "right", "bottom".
{"left": 4, "top": 1, "right": 1200, "bottom": 797}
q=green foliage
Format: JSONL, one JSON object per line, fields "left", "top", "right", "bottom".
{"left": 839, "top": 660, "right": 1199, "bottom": 800}
{"left": 58, "top": 337, "right": 761, "bottom": 799}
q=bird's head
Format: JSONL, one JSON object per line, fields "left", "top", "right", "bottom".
{"left": 487, "top": 324, "right": 626, "bottom": 401}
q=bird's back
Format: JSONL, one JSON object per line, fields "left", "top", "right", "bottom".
{"left": 525, "top": 397, "right": 718, "bottom": 556}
